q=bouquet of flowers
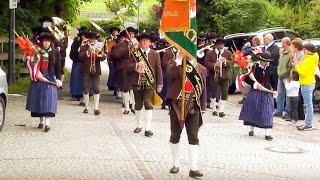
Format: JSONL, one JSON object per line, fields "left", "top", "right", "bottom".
{"left": 234, "top": 50, "right": 250, "bottom": 74}
{"left": 15, "top": 31, "right": 55, "bottom": 85}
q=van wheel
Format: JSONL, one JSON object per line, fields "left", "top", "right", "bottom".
{"left": 0, "top": 97, "right": 5, "bottom": 131}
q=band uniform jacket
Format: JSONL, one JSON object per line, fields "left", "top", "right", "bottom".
{"left": 127, "top": 49, "right": 163, "bottom": 88}
{"left": 79, "top": 44, "right": 106, "bottom": 75}
{"left": 162, "top": 48, "right": 176, "bottom": 70}
{"left": 166, "top": 61, "right": 207, "bottom": 112}
{"left": 69, "top": 37, "right": 81, "bottom": 63}
{"left": 109, "top": 40, "right": 130, "bottom": 71}
{"left": 204, "top": 49, "right": 234, "bottom": 80}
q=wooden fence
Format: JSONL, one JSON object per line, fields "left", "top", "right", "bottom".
{"left": 0, "top": 37, "right": 28, "bottom": 80}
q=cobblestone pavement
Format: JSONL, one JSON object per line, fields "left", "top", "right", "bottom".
{"left": 1, "top": 85, "right": 320, "bottom": 180}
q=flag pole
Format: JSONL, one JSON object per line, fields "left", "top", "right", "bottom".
{"left": 180, "top": 57, "right": 186, "bottom": 128}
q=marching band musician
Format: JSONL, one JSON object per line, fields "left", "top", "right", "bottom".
{"left": 204, "top": 37, "right": 234, "bottom": 117}
{"left": 69, "top": 26, "right": 88, "bottom": 105}
{"left": 206, "top": 32, "right": 218, "bottom": 46}
{"left": 167, "top": 52, "right": 206, "bottom": 177}
{"left": 160, "top": 40, "right": 177, "bottom": 109}
{"left": 127, "top": 33, "right": 163, "bottom": 137}
{"left": 26, "top": 31, "right": 62, "bottom": 132}
{"left": 197, "top": 33, "right": 213, "bottom": 109}
{"left": 110, "top": 28, "right": 138, "bottom": 115}
{"left": 79, "top": 30, "right": 107, "bottom": 115}
{"left": 196, "top": 33, "right": 207, "bottom": 66}
{"left": 107, "top": 26, "right": 120, "bottom": 96}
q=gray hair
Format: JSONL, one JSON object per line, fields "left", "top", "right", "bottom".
{"left": 264, "top": 33, "right": 274, "bottom": 41}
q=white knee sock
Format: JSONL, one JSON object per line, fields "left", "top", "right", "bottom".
{"left": 83, "top": 93, "right": 90, "bottom": 109}
{"left": 44, "top": 117, "right": 50, "bottom": 126}
{"left": 130, "top": 90, "right": 135, "bottom": 109}
{"left": 210, "top": 98, "right": 216, "bottom": 112}
{"left": 249, "top": 126, "right": 254, "bottom": 132}
{"left": 135, "top": 110, "right": 143, "bottom": 128}
{"left": 123, "top": 92, "right": 130, "bottom": 111}
{"left": 188, "top": 145, "right": 199, "bottom": 171}
{"left": 170, "top": 143, "right": 180, "bottom": 167}
{"left": 265, "top": 128, "right": 272, "bottom": 136}
{"left": 219, "top": 100, "right": 226, "bottom": 113}
{"left": 94, "top": 94, "right": 100, "bottom": 110}
{"left": 145, "top": 110, "right": 153, "bottom": 131}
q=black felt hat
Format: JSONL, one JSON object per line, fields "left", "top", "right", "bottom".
{"left": 37, "top": 32, "right": 56, "bottom": 42}
{"left": 109, "top": 27, "right": 120, "bottom": 34}
{"left": 156, "top": 38, "right": 168, "bottom": 46}
{"left": 207, "top": 32, "right": 218, "bottom": 39}
{"left": 215, "top": 37, "right": 225, "bottom": 44}
{"left": 77, "top": 26, "right": 88, "bottom": 36}
{"left": 137, "top": 33, "right": 152, "bottom": 41}
{"left": 117, "top": 30, "right": 127, "bottom": 39}
{"left": 126, "top": 26, "right": 138, "bottom": 34}
{"left": 84, "top": 30, "right": 100, "bottom": 39}
{"left": 39, "top": 16, "right": 53, "bottom": 23}
{"left": 197, "top": 33, "right": 207, "bottom": 41}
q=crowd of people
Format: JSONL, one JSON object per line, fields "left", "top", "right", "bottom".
{"left": 23, "top": 15, "right": 320, "bottom": 178}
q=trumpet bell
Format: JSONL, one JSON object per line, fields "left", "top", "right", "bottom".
{"left": 91, "top": 22, "right": 105, "bottom": 33}
{"left": 197, "top": 50, "right": 205, "bottom": 58}
{"left": 52, "top": 17, "right": 65, "bottom": 26}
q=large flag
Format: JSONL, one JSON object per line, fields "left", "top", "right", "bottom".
{"left": 160, "top": 0, "right": 197, "bottom": 60}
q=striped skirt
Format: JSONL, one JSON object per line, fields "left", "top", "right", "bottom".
{"left": 239, "top": 89, "right": 274, "bottom": 128}
{"left": 69, "top": 62, "right": 83, "bottom": 98}
{"left": 26, "top": 71, "right": 58, "bottom": 117}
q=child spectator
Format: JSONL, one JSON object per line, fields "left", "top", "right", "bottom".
{"left": 283, "top": 72, "right": 300, "bottom": 125}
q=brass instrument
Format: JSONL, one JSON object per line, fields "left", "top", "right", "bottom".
{"left": 197, "top": 44, "right": 214, "bottom": 58}
{"left": 82, "top": 39, "right": 104, "bottom": 73}
{"left": 156, "top": 45, "right": 174, "bottom": 53}
{"left": 48, "top": 17, "right": 67, "bottom": 42}
{"left": 214, "top": 50, "right": 226, "bottom": 80}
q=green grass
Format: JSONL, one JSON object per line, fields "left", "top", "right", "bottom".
{"left": 8, "top": 77, "right": 31, "bottom": 94}
{"left": 80, "top": 0, "right": 158, "bottom": 14}
{"left": 81, "top": 0, "right": 108, "bottom": 12}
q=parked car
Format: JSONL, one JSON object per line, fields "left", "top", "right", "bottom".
{"left": 0, "top": 66, "right": 8, "bottom": 131}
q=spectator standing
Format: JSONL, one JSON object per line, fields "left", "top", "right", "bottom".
{"left": 283, "top": 72, "right": 300, "bottom": 125}
{"left": 292, "top": 43, "right": 319, "bottom": 131}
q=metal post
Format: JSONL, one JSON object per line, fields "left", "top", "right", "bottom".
{"left": 137, "top": 0, "right": 140, "bottom": 32}
{"left": 8, "top": 8, "right": 15, "bottom": 85}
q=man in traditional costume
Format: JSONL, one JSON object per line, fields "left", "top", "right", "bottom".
{"left": 167, "top": 52, "right": 206, "bottom": 178}
{"left": 127, "top": 33, "right": 163, "bottom": 137}
{"left": 79, "top": 30, "right": 106, "bottom": 115}
{"left": 204, "top": 37, "right": 234, "bottom": 117}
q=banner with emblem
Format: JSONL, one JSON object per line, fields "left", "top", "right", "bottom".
{"left": 160, "top": 0, "right": 197, "bottom": 60}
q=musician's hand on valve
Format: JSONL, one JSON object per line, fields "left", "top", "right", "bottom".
{"left": 214, "top": 61, "right": 221, "bottom": 67}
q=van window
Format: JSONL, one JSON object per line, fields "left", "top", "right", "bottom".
{"left": 285, "top": 31, "right": 301, "bottom": 40}
{"left": 274, "top": 31, "right": 286, "bottom": 41}
{"left": 224, "top": 36, "right": 254, "bottom": 50}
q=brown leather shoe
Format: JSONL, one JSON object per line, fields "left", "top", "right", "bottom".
{"left": 212, "top": 111, "right": 218, "bottom": 116}
{"left": 219, "top": 112, "right": 225, "bottom": 117}
{"left": 94, "top": 110, "right": 101, "bottom": 115}
{"left": 144, "top": 130, "right": 153, "bottom": 137}
{"left": 169, "top": 166, "right": 179, "bottom": 174}
{"left": 189, "top": 170, "right": 203, "bottom": 178}
{"left": 238, "top": 98, "right": 245, "bottom": 104}
{"left": 83, "top": 109, "right": 88, "bottom": 114}
{"left": 134, "top": 127, "right": 142, "bottom": 133}
{"left": 38, "top": 124, "right": 44, "bottom": 129}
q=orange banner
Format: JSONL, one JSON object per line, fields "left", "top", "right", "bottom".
{"left": 160, "top": 0, "right": 190, "bottom": 32}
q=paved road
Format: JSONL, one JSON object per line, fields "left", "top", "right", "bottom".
{"left": 1, "top": 83, "right": 320, "bottom": 180}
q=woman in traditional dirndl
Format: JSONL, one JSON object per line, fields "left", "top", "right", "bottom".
{"left": 26, "top": 32, "right": 62, "bottom": 132}
{"left": 69, "top": 27, "right": 86, "bottom": 104}
{"left": 239, "top": 52, "right": 278, "bottom": 140}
